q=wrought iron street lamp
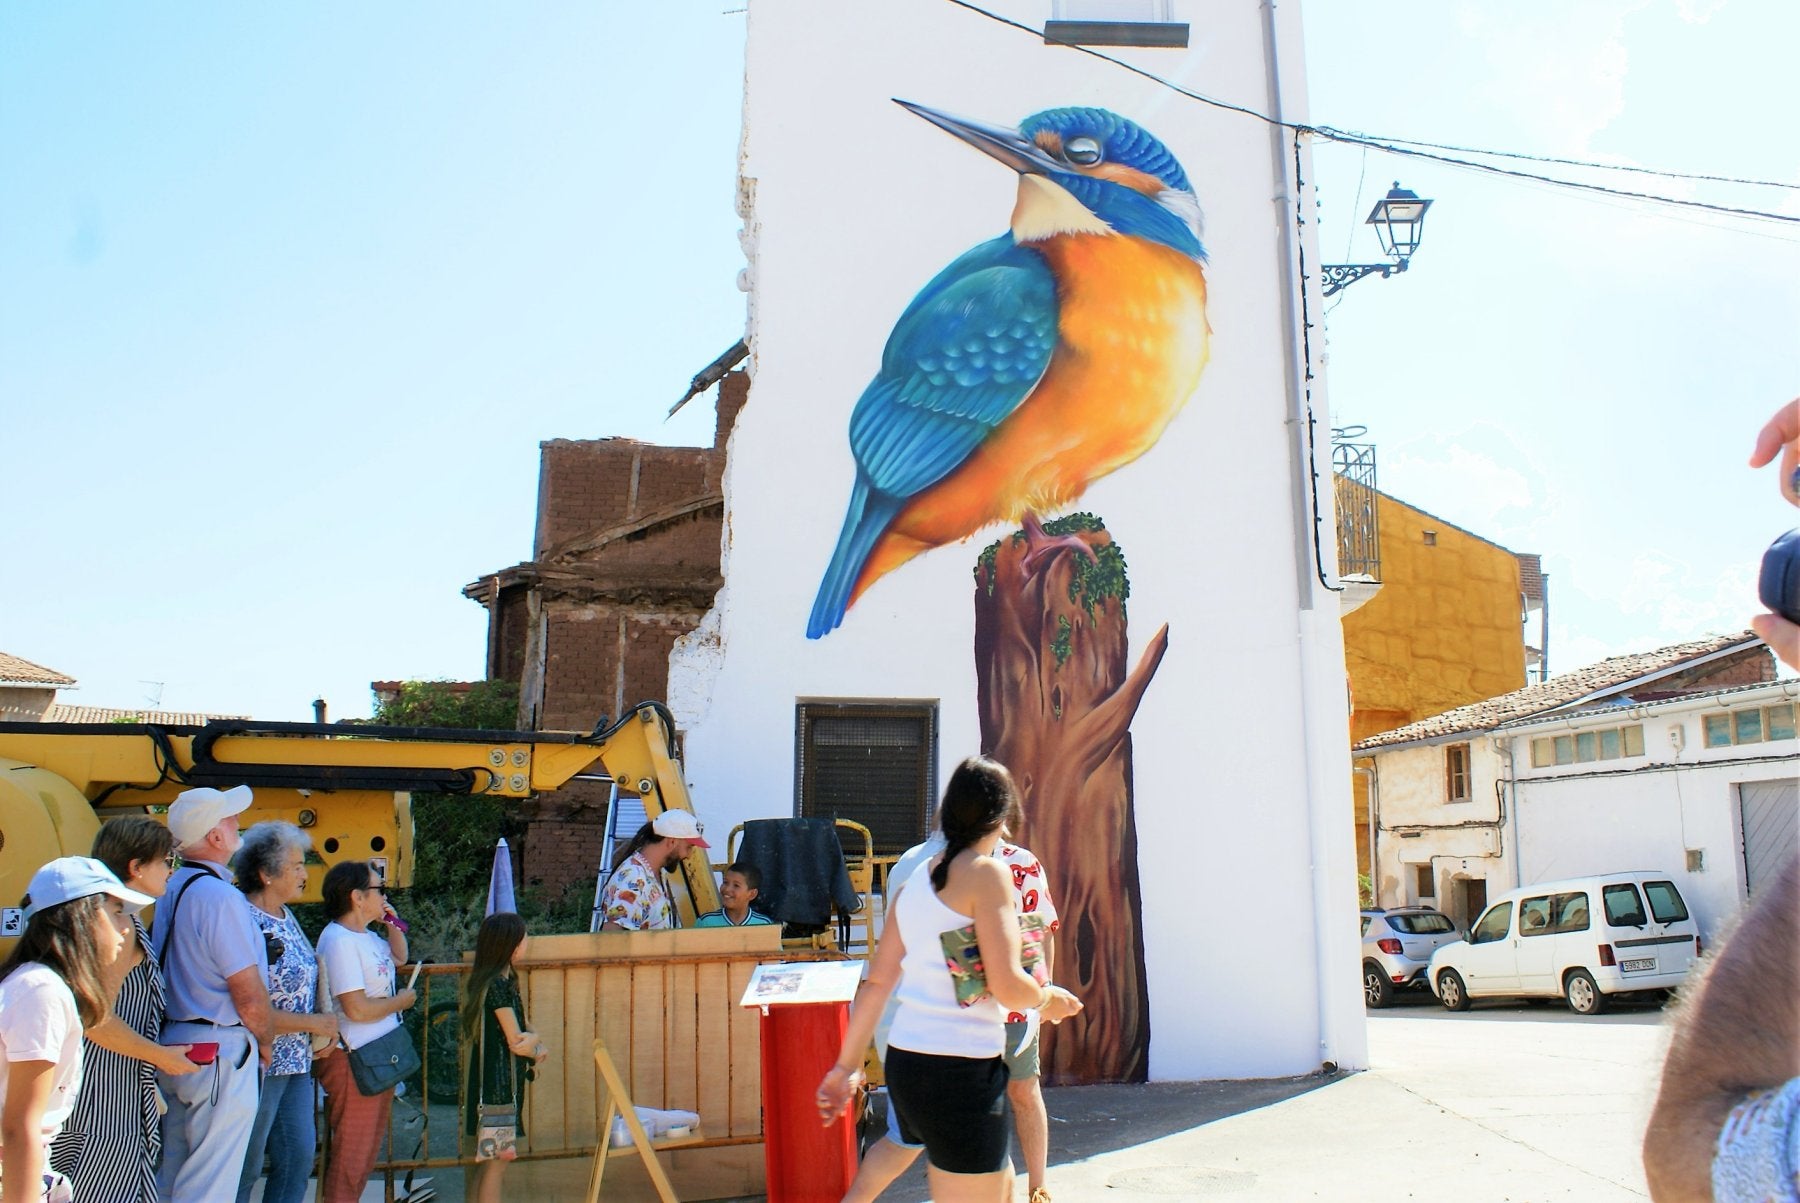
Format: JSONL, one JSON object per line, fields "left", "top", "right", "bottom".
{"left": 1321, "top": 183, "right": 1433, "bottom": 297}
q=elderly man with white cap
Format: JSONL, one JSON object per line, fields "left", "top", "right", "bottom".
{"left": 150, "top": 784, "right": 275, "bottom": 1203}
{"left": 596, "top": 808, "right": 710, "bottom": 931}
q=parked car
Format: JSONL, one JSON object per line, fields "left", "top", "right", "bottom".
{"left": 1361, "top": 907, "right": 1464, "bottom": 1007}
{"left": 1427, "top": 871, "right": 1700, "bottom": 1015}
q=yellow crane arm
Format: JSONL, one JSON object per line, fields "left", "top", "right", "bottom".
{"left": 0, "top": 701, "right": 719, "bottom": 918}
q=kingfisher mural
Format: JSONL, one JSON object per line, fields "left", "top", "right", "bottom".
{"left": 806, "top": 99, "right": 1211, "bottom": 639}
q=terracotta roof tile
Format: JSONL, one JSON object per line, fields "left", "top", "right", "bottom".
{"left": 0, "top": 653, "right": 76, "bottom": 687}
{"left": 1353, "top": 631, "right": 1764, "bottom": 752}
{"left": 44, "top": 704, "right": 248, "bottom": 726}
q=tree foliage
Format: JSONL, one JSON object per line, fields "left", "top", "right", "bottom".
{"left": 371, "top": 679, "right": 521, "bottom": 731}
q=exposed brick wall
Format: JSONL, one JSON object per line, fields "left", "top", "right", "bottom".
{"left": 1660, "top": 647, "right": 1775, "bottom": 692}
{"left": 517, "top": 779, "right": 617, "bottom": 909}
{"left": 537, "top": 605, "right": 706, "bottom": 732}
{"left": 494, "top": 587, "right": 530, "bottom": 687}
{"left": 714, "top": 369, "right": 748, "bottom": 455}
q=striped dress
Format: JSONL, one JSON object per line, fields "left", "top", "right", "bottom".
{"left": 49, "top": 917, "right": 165, "bottom": 1203}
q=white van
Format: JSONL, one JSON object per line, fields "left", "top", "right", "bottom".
{"left": 1426, "top": 871, "right": 1700, "bottom": 1015}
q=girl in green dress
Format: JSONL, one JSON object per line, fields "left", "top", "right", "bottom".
{"left": 460, "top": 913, "right": 547, "bottom": 1203}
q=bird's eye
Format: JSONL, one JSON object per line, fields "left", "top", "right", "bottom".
{"left": 1064, "top": 137, "right": 1103, "bottom": 166}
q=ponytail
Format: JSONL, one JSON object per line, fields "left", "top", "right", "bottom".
{"left": 929, "top": 756, "right": 1018, "bottom": 894}
{"left": 611, "top": 821, "right": 659, "bottom": 873}
{"left": 930, "top": 834, "right": 973, "bottom": 894}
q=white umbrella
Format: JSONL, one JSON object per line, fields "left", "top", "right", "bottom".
{"left": 485, "top": 838, "right": 517, "bottom": 916}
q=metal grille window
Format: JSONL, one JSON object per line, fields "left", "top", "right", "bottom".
{"left": 795, "top": 702, "right": 938, "bottom": 858}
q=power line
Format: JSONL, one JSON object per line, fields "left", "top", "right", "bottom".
{"left": 1313, "top": 127, "right": 1799, "bottom": 192}
{"left": 941, "top": 0, "right": 1800, "bottom": 226}
{"left": 1311, "top": 130, "right": 1799, "bottom": 226}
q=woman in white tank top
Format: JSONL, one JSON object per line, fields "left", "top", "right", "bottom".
{"left": 817, "top": 758, "right": 1081, "bottom": 1201}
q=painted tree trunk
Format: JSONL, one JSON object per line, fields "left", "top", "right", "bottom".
{"left": 973, "top": 515, "right": 1167, "bottom": 1084}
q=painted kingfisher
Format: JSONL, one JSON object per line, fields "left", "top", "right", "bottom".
{"left": 807, "top": 100, "right": 1210, "bottom": 639}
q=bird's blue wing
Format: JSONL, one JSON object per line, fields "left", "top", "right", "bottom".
{"left": 808, "top": 237, "right": 1057, "bottom": 639}
{"left": 847, "top": 237, "right": 1058, "bottom": 499}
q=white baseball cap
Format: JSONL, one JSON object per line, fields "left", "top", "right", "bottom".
{"left": 652, "top": 809, "right": 710, "bottom": 848}
{"left": 167, "top": 784, "right": 254, "bottom": 849}
{"left": 23, "top": 856, "right": 156, "bottom": 920}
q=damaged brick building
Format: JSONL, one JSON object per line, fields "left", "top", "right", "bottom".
{"left": 462, "top": 367, "right": 746, "bottom": 899}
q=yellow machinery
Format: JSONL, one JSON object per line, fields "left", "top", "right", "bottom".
{"left": 0, "top": 702, "right": 720, "bottom": 933}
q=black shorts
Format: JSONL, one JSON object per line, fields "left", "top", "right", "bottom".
{"left": 884, "top": 1045, "right": 1011, "bottom": 1175}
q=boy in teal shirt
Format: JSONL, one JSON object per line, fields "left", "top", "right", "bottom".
{"left": 694, "top": 863, "right": 776, "bottom": 927}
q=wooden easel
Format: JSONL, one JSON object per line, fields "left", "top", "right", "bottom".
{"left": 584, "top": 1035, "right": 700, "bottom": 1203}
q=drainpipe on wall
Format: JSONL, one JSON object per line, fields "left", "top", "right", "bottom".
{"left": 1259, "top": 0, "right": 1350, "bottom": 1072}
{"left": 1491, "top": 735, "right": 1522, "bottom": 888}
{"left": 1353, "top": 762, "right": 1378, "bottom": 906}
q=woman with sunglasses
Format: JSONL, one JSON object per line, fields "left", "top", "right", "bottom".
{"left": 232, "top": 823, "right": 337, "bottom": 1203}
{"left": 48, "top": 819, "right": 200, "bottom": 1203}
{"left": 314, "top": 860, "right": 415, "bottom": 1203}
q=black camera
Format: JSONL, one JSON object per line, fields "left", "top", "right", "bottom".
{"left": 1760, "top": 529, "right": 1800, "bottom": 624}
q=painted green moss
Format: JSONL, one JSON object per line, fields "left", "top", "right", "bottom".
{"left": 974, "top": 512, "right": 1131, "bottom": 623}
{"left": 1045, "top": 513, "right": 1129, "bottom": 625}
{"left": 1051, "top": 614, "right": 1073, "bottom": 669}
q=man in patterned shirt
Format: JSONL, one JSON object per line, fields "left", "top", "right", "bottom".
{"left": 596, "top": 810, "right": 710, "bottom": 931}
{"left": 845, "top": 795, "right": 1062, "bottom": 1203}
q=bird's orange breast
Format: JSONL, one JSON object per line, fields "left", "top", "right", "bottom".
{"left": 854, "top": 233, "right": 1209, "bottom": 599}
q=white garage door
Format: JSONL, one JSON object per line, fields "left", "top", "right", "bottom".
{"left": 1738, "top": 779, "right": 1799, "bottom": 895}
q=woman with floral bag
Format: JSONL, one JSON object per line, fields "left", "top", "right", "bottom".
{"left": 459, "top": 913, "right": 546, "bottom": 1203}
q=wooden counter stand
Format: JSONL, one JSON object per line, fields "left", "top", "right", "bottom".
{"left": 503, "top": 926, "right": 783, "bottom": 1201}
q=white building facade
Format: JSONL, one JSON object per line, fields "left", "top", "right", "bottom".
{"left": 668, "top": 0, "right": 1364, "bottom": 1081}
{"left": 1367, "top": 677, "right": 1797, "bottom": 941}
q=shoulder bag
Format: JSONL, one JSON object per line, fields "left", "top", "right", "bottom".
{"left": 348, "top": 1021, "right": 421, "bottom": 1096}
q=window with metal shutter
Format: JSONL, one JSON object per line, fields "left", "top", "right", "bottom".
{"left": 795, "top": 702, "right": 938, "bottom": 857}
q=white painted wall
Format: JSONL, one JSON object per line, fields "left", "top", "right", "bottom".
{"left": 670, "top": 0, "right": 1363, "bottom": 1079}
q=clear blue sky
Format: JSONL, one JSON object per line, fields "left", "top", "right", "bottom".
{"left": 1303, "top": 0, "right": 1798, "bottom": 676}
{"left": 3, "top": 2, "right": 1795, "bottom": 721}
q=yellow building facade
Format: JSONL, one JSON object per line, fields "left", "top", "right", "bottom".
{"left": 1344, "top": 492, "right": 1528, "bottom": 887}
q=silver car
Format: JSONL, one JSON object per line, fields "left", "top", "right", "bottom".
{"left": 1361, "top": 907, "right": 1463, "bottom": 1007}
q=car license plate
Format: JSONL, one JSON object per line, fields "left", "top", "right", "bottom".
{"left": 1620, "top": 957, "right": 1655, "bottom": 973}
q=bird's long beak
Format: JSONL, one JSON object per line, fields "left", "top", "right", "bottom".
{"left": 895, "top": 99, "right": 1061, "bottom": 176}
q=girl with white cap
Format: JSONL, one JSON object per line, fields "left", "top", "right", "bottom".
{"left": 0, "top": 857, "right": 150, "bottom": 1202}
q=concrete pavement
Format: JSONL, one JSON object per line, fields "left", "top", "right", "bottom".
{"left": 367, "top": 992, "right": 1676, "bottom": 1200}
{"left": 871, "top": 993, "right": 1672, "bottom": 1201}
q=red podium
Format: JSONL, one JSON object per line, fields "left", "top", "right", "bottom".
{"left": 741, "top": 960, "right": 865, "bottom": 1202}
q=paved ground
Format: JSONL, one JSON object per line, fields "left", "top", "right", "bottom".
{"left": 849, "top": 991, "right": 1674, "bottom": 1202}
{"left": 354, "top": 990, "right": 1677, "bottom": 1200}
